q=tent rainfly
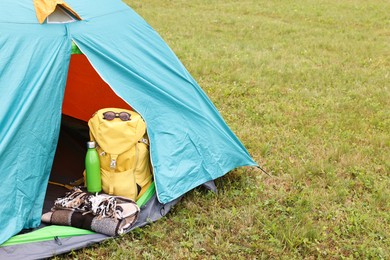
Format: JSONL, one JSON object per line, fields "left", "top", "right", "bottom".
{"left": 0, "top": 0, "right": 258, "bottom": 257}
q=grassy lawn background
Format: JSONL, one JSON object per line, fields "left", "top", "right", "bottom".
{"left": 61, "top": 0, "right": 389, "bottom": 258}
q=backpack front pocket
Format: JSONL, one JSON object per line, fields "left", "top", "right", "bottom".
{"left": 101, "top": 168, "right": 138, "bottom": 201}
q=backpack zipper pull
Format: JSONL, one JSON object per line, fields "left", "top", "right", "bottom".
{"left": 110, "top": 159, "right": 117, "bottom": 169}
{"left": 110, "top": 154, "right": 118, "bottom": 170}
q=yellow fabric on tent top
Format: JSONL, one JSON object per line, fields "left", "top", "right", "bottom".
{"left": 33, "top": 0, "right": 81, "bottom": 23}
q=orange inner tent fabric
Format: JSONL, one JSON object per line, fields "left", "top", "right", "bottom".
{"left": 62, "top": 54, "right": 131, "bottom": 121}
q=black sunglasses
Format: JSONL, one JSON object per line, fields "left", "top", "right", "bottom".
{"left": 103, "top": 111, "right": 131, "bottom": 121}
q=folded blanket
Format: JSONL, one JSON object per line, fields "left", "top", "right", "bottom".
{"left": 42, "top": 187, "right": 139, "bottom": 236}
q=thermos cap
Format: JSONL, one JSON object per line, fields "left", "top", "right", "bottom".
{"left": 87, "top": 141, "right": 96, "bottom": 149}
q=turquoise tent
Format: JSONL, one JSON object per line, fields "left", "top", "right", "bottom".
{"left": 0, "top": 0, "right": 257, "bottom": 256}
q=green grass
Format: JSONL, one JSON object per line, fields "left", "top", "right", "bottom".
{"left": 60, "top": 0, "right": 389, "bottom": 258}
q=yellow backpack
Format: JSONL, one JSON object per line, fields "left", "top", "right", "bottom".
{"left": 88, "top": 108, "right": 152, "bottom": 201}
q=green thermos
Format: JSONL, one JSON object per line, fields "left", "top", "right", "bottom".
{"left": 85, "top": 141, "right": 102, "bottom": 193}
